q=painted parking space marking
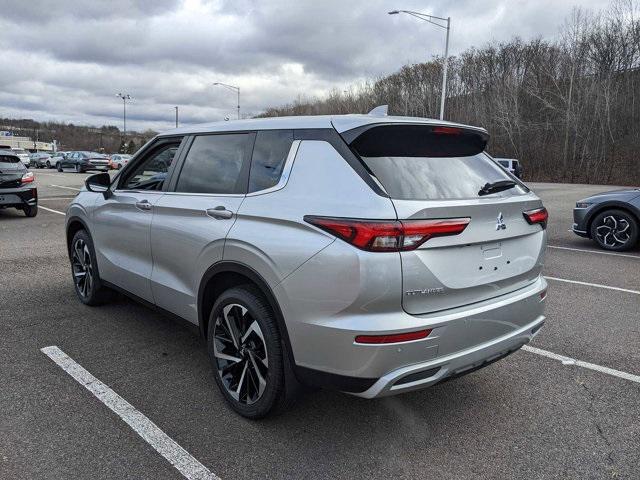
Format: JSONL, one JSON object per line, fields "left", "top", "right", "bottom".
{"left": 38, "top": 205, "right": 65, "bottom": 215}
{"left": 39, "top": 196, "right": 76, "bottom": 200}
{"left": 40, "top": 346, "right": 219, "bottom": 480}
{"left": 548, "top": 245, "right": 640, "bottom": 259}
{"left": 50, "top": 184, "right": 81, "bottom": 191}
{"left": 523, "top": 345, "right": 640, "bottom": 384}
{"left": 544, "top": 276, "right": 640, "bottom": 295}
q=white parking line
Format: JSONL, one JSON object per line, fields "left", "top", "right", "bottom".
{"left": 523, "top": 345, "right": 640, "bottom": 384}
{"left": 38, "top": 205, "right": 65, "bottom": 215}
{"left": 548, "top": 245, "right": 640, "bottom": 259}
{"left": 40, "top": 346, "right": 219, "bottom": 480}
{"left": 39, "top": 196, "right": 76, "bottom": 200}
{"left": 50, "top": 184, "right": 81, "bottom": 191}
{"left": 544, "top": 276, "right": 640, "bottom": 295}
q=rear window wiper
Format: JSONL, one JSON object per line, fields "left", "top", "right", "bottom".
{"left": 478, "top": 180, "right": 517, "bottom": 196}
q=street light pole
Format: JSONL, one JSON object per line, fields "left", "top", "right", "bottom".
{"left": 175, "top": 106, "right": 179, "bottom": 128}
{"left": 388, "top": 10, "right": 451, "bottom": 120}
{"left": 212, "top": 82, "right": 240, "bottom": 120}
{"left": 115, "top": 93, "right": 132, "bottom": 139}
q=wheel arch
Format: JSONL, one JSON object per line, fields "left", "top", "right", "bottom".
{"left": 585, "top": 202, "right": 640, "bottom": 237}
{"left": 66, "top": 216, "right": 91, "bottom": 257}
{"left": 197, "top": 261, "right": 296, "bottom": 365}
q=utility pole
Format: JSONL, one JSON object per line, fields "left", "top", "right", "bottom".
{"left": 175, "top": 106, "right": 179, "bottom": 128}
{"left": 212, "top": 82, "right": 241, "bottom": 120}
{"left": 115, "top": 93, "right": 132, "bottom": 139}
{"left": 388, "top": 10, "right": 451, "bottom": 120}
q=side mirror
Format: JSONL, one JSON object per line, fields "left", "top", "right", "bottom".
{"left": 85, "top": 172, "right": 112, "bottom": 198}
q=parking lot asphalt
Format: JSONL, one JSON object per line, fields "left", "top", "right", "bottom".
{"left": 1, "top": 173, "right": 639, "bottom": 479}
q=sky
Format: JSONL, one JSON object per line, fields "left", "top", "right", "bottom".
{"left": 0, "top": 0, "right": 607, "bottom": 133}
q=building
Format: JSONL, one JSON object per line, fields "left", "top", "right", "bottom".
{"left": 0, "top": 131, "right": 54, "bottom": 152}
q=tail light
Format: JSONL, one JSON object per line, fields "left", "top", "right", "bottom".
{"left": 21, "top": 171, "right": 35, "bottom": 184}
{"left": 432, "top": 126, "right": 462, "bottom": 135}
{"left": 304, "top": 216, "right": 470, "bottom": 252}
{"left": 355, "top": 329, "right": 432, "bottom": 344}
{"left": 523, "top": 207, "right": 548, "bottom": 229}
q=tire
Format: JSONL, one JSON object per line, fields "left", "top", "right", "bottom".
{"left": 46, "top": 160, "right": 51, "bottom": 168}
{"left": 70, "top": 229, "right": 114, "bottom": 305}
{"left": 57, "top": 162, "right": 62, "bottom": 172}
{"left": 23, "top": 205, "right": 38, "bottom": 217}
{"left": 117, "top": 164, "right": 122, "bottom": 170}
{"left": 590, "top": 209, "right": 639, "bottom": 251}
{"left": 75, "top": 164, "right": 83, "bottom": 173}
{"left": 207, "top": 285, "right": 298, "bottom": 419}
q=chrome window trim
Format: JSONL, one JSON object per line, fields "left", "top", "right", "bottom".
{"left": 161, "top": 191, "right": 245, "bottom": 198}
{"left": 246, "top": 140, "right": 300, "bottom": 197}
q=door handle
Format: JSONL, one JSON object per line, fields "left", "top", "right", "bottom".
{"left": 135, "top": 200, "right": 152, "bottom": 211}
{"left": 206, "top": 206, "right": 234, "bottom": 219}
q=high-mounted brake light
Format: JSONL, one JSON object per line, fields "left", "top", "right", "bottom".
{"left": 523, "top": 207, "right": 548, "bottom": 229}
{"left": 304, "top": 216, "right": 470, "bottom": 252}
{"left": 355, "top": 329, "right": 432, "bottom": 344}
{"left": 432, "top": 126, "right": 462, "bottom": 135}
{"left": 21, "top": 171, "right": 34, "bottom": 184}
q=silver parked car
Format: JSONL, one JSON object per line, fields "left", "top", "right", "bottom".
{"left": 65, "top": 113, "right": 548, "bottom": 418}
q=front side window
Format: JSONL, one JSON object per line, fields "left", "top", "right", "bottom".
{"left": 120, "top": 143, "right": 179, "bottom": 191}
{"left": 175, "top": 133, "right": 253, "bottom": 194}
{"left": 248, "top": 130, "right": 293, "bottom": 193}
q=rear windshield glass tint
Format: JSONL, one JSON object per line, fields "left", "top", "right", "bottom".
{"left": 361, "top": 154, "right": 526, "bottom": 200}
{"left": 0, "top": 155, "right": 21, "bottom": 164}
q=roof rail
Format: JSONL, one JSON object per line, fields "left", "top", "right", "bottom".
{"left": 367, "top": 105, "right": 388, "bottom": 117}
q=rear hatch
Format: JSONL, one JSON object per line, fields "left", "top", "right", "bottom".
{"left": 0, "top": 154, "right": 26, "bottom": 188}
{"left": 345, "top": 123, "right": 546, "bottom": 315}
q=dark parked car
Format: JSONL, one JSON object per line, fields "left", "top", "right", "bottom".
{"left": 573, "top": 188, "right": 640, "bottom": 251}
{"left": 0, "top": 151, "right": 38, "bottom": 217}
{"left": 58, "top": 151, "right": 109, "bottom": 173}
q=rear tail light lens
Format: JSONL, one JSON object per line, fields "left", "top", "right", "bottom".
{"left": 355, "top": 329, "right": 432, "bottom": 344}
{"left": 304, "top": 216, "right": 470, "bottom": 252}
{"left": 523, "top": 207, "right": 548, "bottom": 229}
{"left": 21, "top": 171, "right": 34, "bottom": 184}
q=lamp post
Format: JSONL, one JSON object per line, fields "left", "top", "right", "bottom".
{"left": 175, "top": 106, "right": 179, "bottom": 128}
{"left": 115, "top": 93, "right": 132, "bottom": 138}
{"left": 212, "top": 82, "right": 240, "bottom": 120}
{"left": 388, "top": 10, "right": 451, "bottom": 120}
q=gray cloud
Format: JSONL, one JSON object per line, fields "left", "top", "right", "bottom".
{"left": 0, "top": 0, "right": 608, "bottom": 132}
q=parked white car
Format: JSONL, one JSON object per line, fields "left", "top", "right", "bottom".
{"left": 494, "top": 158, "right": 523, "bottom": 178}
{"left": 10, "top": 148, "right": 31, "bottom": 167}
{"left": 108, "top": 154, "right": 132, "bottom": 170}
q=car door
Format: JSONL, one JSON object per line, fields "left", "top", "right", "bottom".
{"left": 150, "top": 132, "right": 255, "bottom": 323}
{"left": 91, "top": 138, "right": 183, "bottom": 302}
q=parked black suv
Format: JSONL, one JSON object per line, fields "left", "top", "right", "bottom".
{"left": 0, "top": 152, "right": 38, "bottom": 217}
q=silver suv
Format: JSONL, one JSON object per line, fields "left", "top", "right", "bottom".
{"left": 65, "top": 113, "right": 548, "bottom": 418}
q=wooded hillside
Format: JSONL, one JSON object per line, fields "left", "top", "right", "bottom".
{"left": 260, "top": 3, "right": 640, "bottom": 185}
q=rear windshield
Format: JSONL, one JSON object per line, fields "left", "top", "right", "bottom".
{"left": 0, "top": 155, "right": 21, "bottom": 164}
{"left": 361, "top": 153, "right": 527, "bottom": 200}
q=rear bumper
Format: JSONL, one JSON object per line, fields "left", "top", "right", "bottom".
{"left": 354, "top": 315, "right": 544, "bottom": 398}
{"left": 0, "top": 186, "right": 37, "bottom": 208}
{"left": 287, "top": 274, "right": 547, "bottom": 395}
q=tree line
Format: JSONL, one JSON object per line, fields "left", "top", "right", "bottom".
{"left": 260, "top": 2, "right": 640, "bottom": 185}
{"left": 0, "top": 118, "right": 156, "bottom": 154}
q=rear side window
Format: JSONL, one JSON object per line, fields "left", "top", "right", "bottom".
{"left": 498, "top": 160, "right": 509, "bottom": 167}
{"left": 176, "top": 133, "right": 253, "bottom": 194}
{"left": 350, "top": 125, "right": 525, "bottom": 200}
{"left": 248, "top": 130, "right": 293, "bottom": 193}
